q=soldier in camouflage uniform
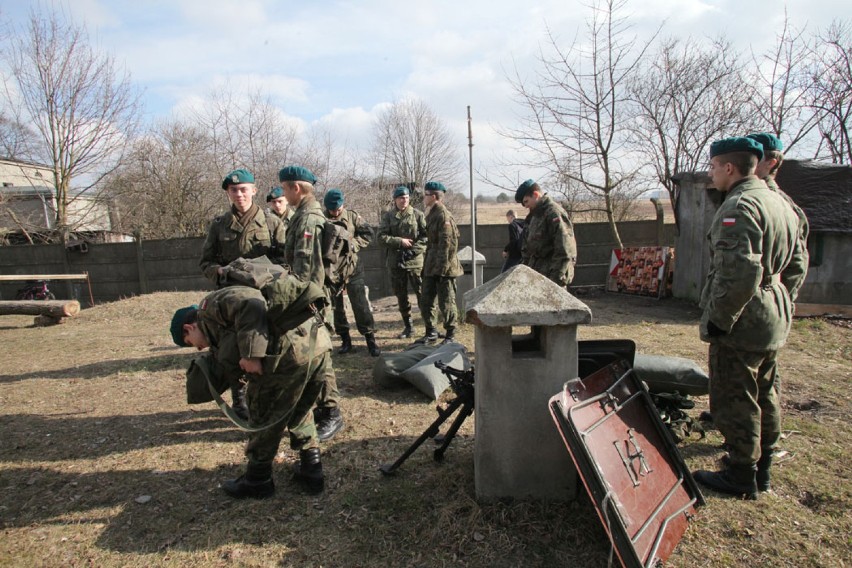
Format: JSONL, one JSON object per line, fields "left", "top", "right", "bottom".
{"left": 169, "top": 285, "right": 330, "bottom": 499}
{"left": 323, "top": 188, "right": 381, "bottom": 357}
{"left": 693, "top": 137, "right": 808, "bottom": 499}
{"left": 418, "top": 181, "right": 463, "bottom": 344}
{"left": 199, "top": 168, "right": 286, "bottom": 419}
{"left": 515, "top": 179, "right": 577, "bottom": 287}
{"left": 377, "top": 186, "right": 430, "bottom": 339}
{"left": 279, "top": 165, "right": 344, "bottom": 442}
{"left": 267, "top": 186, "right": 294, "bottom": 234}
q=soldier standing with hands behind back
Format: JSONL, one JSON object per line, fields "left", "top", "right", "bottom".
{"left": 378, "top": 186, "right": 429, "bottom": 339}
{"left": 418, "top": 181, "right": 463, "bottom": 344}
{"left": 692, "top": 137, "right": 807, "bottom": 499}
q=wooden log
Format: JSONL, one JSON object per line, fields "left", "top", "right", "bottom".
{"left": 0, "top": 300, "right": 80, "bottom": 318}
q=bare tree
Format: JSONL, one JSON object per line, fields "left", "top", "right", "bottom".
{"left": 808, "top": 19, "right": 852, "bottom": 164}
{"left": 105, "top": 121, "right": 221, "bottom": 238}
{"left": 504, "top": 0, "right": 658, "bottom": 247}
{"left": 0, "top": 112, "right": 40, "bottom": 161}
{"left": 629, "top": 36, "right": 754, "bottom": 228}
{"left": 370, "top": 97, "right": 463, "bottom": 206}
{"left": 1, "top": 8, "right": 143, "bottom": 234}
{"left": 749, "top": 13, "right": 819, "bottom": 154}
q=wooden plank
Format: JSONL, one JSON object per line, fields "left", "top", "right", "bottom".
{"left": 0, "top": 274, "right": 89, "bottom": 281}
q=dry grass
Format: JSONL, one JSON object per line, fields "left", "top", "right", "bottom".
{"left": 0, "top": 289, "right": 849, "bottom": 567}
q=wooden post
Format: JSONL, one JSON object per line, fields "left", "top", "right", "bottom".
{"left": 135, "top": 230, "right": 148, "bottom": 294}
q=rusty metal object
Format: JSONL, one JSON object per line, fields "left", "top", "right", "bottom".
{"left": 549, "top": 360, "right": 703, "bottom": 568}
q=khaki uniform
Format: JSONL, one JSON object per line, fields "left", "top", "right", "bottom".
{"left": 521, "top": 194, "right": 577, "bottom": 286}
{"left": 196, "top": 286, "right": 331, "bottom": 467}
{"left": 766, "top": 177, "right": 810, "bottom": 296}
{"left": 699, "top": 176, "right": 808, "bottom": 467}
{"left": 200, "top": 205, "right": 286, "bottom": 288}
{"left": 421, "top": 201, "right": 463, "bottom": 333}
{"left": 269, "top": 207, "right": 294, "bottom": 237}
{"left": 377, "top": 205, "right": 428, "bottom": 320}
{"left": 325, "top": 208, "right": 376, "bottom": 336}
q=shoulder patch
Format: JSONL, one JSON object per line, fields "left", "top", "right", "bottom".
{"left": 722, "top": 217, "right": 736, "bottom": 227}
{"left": 304, "top": 231, "right": 313, "bottom": 239}
{"left": 200, "top": 299, "right": 208, "bottom": 310}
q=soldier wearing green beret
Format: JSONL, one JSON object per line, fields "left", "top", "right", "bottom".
{"left": 199, "top": 168, "right": 287, "bottom": 418}
{"left": 377, "top": 185, "right": 431, "bottom": 339}
{"left": 515, "top": 179, "right": 577, "bottom": 287}
{"left": 170, "top": 285, "right": 330, "bottom": 499}
{"left": 278, "top": 165, "right": 344, "bottom": 441}
{"left": 417, "top": 181, "right": 463, "bottom": 344}
{"left": 323, "top": 188, "right": 381, "bottom": 357}
{"left": 267, "top": 186, "right": 293, "bottom": 234}
{"left": 692, "top": 136, "right": 808, "bottom": 499}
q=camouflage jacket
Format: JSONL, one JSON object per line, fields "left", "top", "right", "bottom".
{"left": 521, "top": 194, "right": 577, "bottom": 286}
{"left": 199, "top": 205, "right": 286, "bottom": 287}
{"left": 423, "top": 201, "right": 463, "bottom": 278}
{"left": 324, "top": 207, "right": 374, "bottom": 270}
{"left": 269, "top": 207, "right": 294, "bottom": 236}
{"left": 283, "top": 196, "right": 326, "bottom": 287}
{"left": 699, "top": 177, "right": 808, "bottom": 351}
{"left": 766, "top": 176, "right": 810, "bottom": 298}
{"left": 377, "top": 205, "right": 428, "bottom": 271}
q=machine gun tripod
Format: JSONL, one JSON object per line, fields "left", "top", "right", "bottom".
{"left": 379, "top": 361, "right": 474, "bottom": 476}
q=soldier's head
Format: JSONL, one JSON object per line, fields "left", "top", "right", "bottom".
{"left": 423, "top": 181, "right": 446, "bottom": 207}
{"left": 170, "top": 305, "right": 208, "bottom": 350}
{"left": 278, "top": 166, "right": 317, "bottom": 208}
{"left": 708, "top": 137, "right": 763, "bottom": 192}
{"left": 747, "top": 132, "right": 784, "bottom": 179}
{"left": 515, "top": 179, "right": 543, "bottom": 211}
{"left": 222, "top": 169, "right": 257, "bottom": 214}
{"left": 392, "top": 186, "right": 410, "bottom": 211}
{"left": 324, "top": 188, "right": 345, "bottom": 219}
{"left": 267, "top": 187, "right": 288, "bottom": 217}
{"left": 506, "top": 210, "right": 516, "bottom": 222}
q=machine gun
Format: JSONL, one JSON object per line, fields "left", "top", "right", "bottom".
{"left": 379, "top": 361, "right": 475, "bottom": 476}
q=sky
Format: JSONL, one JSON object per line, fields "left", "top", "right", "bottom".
{"left": 1, "top": 0, "right": 847, "bottom": 196}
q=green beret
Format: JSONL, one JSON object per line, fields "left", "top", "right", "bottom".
{"left": 278, "top": 165, "right": 317, "bottom": 184}
{"left": 747, "top": 132, "right": 783, "bottom": 153}
{"left": 267, "top": 187, "right": 284, "bottom": 202}
{"left": 515, "top": 179, "right": 536, "bottom": 203}
{"left": 393, "top": 186, "right": 410, "bottom": 198}
{"left": 221, "top": 168, "right": 255, "bottom": 189}
{"left": 709, "top": 137, "right": 763, "bottom": 161}
{"left": 324, "top": 188, "right": 344, "bottom": 210}
{"left": 170, "top": 305, "right": 198, "bottom": 347}
{"left": 424, "top": 181, "right": 446, "bottom": 192}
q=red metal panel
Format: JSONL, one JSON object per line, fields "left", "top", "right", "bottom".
{"left": 549, "top": 360, "right": 704, "bottom": 568}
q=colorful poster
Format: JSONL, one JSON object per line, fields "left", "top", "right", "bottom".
{"left": 606, "top": 246, "right": 674, "bottom": 298}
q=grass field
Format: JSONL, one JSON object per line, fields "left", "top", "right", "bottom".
{"left": 0, "top": 290, "right": 848, "bottom": 567}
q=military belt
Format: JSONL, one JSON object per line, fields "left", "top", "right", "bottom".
{"left": 760, "top": 273, "right": 781, "bottom": 288}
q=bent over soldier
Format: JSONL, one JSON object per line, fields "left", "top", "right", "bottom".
{"left": 692, "top": 137, "right": 808, "bottom": 499}
{"left": 418, "top": 181, "right": 463, "bottom": 344}
{"left": 199, "top": 168, "right": 286, "bottom": 419}
{"left": 279, "top": 165, "right": 344, "bottom": 442}
{"left": 377, "top": 186, "right": 429, "bottom": 339}
{"left": 515, "top": 179, "right": 577, "bottom": 287}
{"left": 323, "top": 188, "right": 381, "bottom": 357}
{"left": 170, "top": 285, "right": 330, "bottom": 499}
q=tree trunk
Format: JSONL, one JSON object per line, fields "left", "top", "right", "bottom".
{"left": 0, "top": 300, "right": 80, "bottom": 318}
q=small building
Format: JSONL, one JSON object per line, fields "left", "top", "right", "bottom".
{"left": 672, "top": 160, "right": 852, "bottom": 307}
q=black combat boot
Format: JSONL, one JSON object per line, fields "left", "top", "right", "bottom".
{"left": 415, "top": 327, "right": 439, "bottom": 345}
{"left": 365, "top": 332, "right": 381, "bottom": 357}
{"left": 221, "top": 461, "right": 274, "bottom": 499}
{"left": 397, "top": 317, "right": 413, "bottom": 339}
{"left": 756, "top": 454, "right": 772, "bottom": 492}
{"left": 231, "top": 385, "right": 249, "bottom": 420}
{"left": 441, "top": 327, "right": 456, "bottom": 345}
{"left": 693, "top": 463, "right": 758, "bottom": 500}
{"left": 315, "top": 406, "right": 344, "bottom": 441}
{"left": 338, "top": 331, "right": 354, "bottom": 354}
{"left": 292, "top": 448, "right": 324, "bottom": 494}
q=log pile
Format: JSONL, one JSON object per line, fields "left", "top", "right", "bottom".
{"left": 0, "top": 300, "right": 81, "bottom": 325}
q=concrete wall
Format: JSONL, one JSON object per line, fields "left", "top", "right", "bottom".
{"left": 673, "top": 174, "right": 851, "bottom": 305}
{"left": 0, "top": 218, "right": 674, "bottom": 304}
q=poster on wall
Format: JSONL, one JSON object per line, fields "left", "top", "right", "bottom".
{"left": 606, "top": 246, "right": 675, "bottom": 298}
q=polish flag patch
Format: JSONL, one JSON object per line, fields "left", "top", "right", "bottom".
{"left": 722, "top": 217, "right": 736, "bottom": 227}
{"left": 304, "top": 231, "right": 313, "bottom": 239}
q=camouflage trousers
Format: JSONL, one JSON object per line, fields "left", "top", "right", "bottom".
{"left": 244, "top": 324, "right": 332, "bottom": 465}
{"left": 331, "top": 271, "right": 375, "bottom": 336}
{"left": 420, "top": 275, "right": 458, "bottom": 332}
{"left": 390, "top": 268, "right": 423, "bottom": 320}
{"left": 708, "top": 343, "right": 781, "bottom": 466}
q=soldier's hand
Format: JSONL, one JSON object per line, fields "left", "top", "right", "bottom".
{"left": 239, "top": 357, "right": 263, "bottom": 375}
{"left": 400, "top": 238, "right": 413, "bottom": 248}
